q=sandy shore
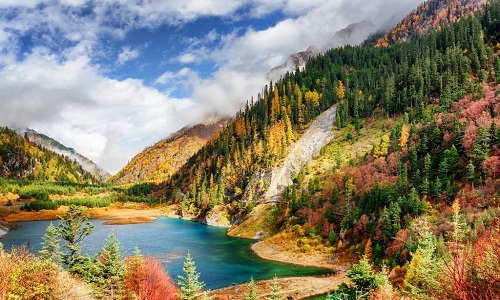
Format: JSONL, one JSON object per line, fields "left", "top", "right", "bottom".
{"left": 2, "top": 202, "right": 177, "bottom": 224}
{"left": 210, "top": 274, "right": 349, "bottom": 299}
{"left": 211, "top": 236, "right": 356, "bottom": 299}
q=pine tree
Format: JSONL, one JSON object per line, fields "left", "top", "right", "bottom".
{"left": 244, "top": 277, "right": 258, "bottom": 300}
{"left": 57, "top": 205, "right": 94, "bottom": 268}
{"left": 178, "top": 252, "right": 205, "bottom": 300}
{"left": 39, "top": 222, "right": 63, "bottom": 265}
{"left": 266, "top": 276, "right": 284, "bottom": 300}
{"left": 95, "top": 230, "right": 126, "bottom": 299}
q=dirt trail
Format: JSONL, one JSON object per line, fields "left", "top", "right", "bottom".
{"left": 265, "top": 106, "right": 337, "bottom": 202}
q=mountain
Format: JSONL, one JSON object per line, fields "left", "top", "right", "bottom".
{"left": 158, "top": 0, "right": 500, "bottom": 279}
{"left": 321, "top": 21, "right": 375, "bottom": 51}
{"left": 267, "top": 46, "right": 320, "bottom": 82}
{"left": 107, "top": 116, "right": 230, "bottom": 185}
{"left": 267, "top": 21, "right": 374, "bottom": 81}
{"left": 375, "top": 0, "right": 486, "bottom": 47}
{"left": 0, "top": 127, "right": 98, "bottom": 183}
{"left": 24, "top": 129, "right": 110, "bottom": 181}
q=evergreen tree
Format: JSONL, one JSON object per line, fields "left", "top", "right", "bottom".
{"left": 57, "top": 205, "right": 94, "bottom": 268}
{"left": 347, "top": 256, "right": 381, "bottom": 291}
{"left": 244, "top": 277, "right": 258, "bottom": 300}
{"left": 95, "top": 230, "right": 126, "bottom": 299}
{"left": 39, "top": 222, "right": 63, "bottom": 265}
{"left": 178, "top": 252, "right": 205, "bottom": 300}
{"left": 470, "top": 125, "right": 490, "bottom": 170}
{"left": 266, "top": 276, "right": 284, "bottom": 300}
{"left": 432, "top": 177, "right": 442, "bottom": 198}
{"left": 466, "top": 160, "right": 475, "bottom": 188}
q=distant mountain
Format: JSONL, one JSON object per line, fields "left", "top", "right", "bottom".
{"left": 107, "top": 116, "right": 230, "bottom": 185}
{"left": 267, "top": 46, "right": 321, "bottom": 82}
{"left": 321, "top": 21, "right": 375, "bottom": 51}
{"left": 0, "top": 127, "right": 98, "bottom": 183}
{"left": 24, "top": 129, "right": 110, "bottom": 181}
{"left": 375, "top": 0, "right": 486, "bottom": 47}
{"left": 267, "top": 21, "right": 374, "bottom": 81}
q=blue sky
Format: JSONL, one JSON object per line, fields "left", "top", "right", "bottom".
{"left": 0, "top": 0, "right": 421, "bottom": 174}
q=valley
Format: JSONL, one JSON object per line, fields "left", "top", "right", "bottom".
{"left": 2, "top": 0, "right": 500, "bottom": 299}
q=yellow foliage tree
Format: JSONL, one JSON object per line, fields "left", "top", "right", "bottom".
{"left": 399, "top": 124, "right": 410, "bottom": 149}
{"left": 373, "top": 134, "right": 391, "bottom": 158}
{"left": 337, "top": 80, "right": 345, "bottom": 100}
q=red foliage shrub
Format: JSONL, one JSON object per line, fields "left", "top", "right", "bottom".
{"left": 483, "top": 156, "right": 500, "bottom": 179}
{"left": 353, "top": 214, "right": 369, "bottom": 239}
{"left": 389, "top": 265, "right": 407, "bottom": 288}
{"left": 385, "top": 229, "right": 411, "bottom": 258}
{"left": 436, "top": 219, "right": 500, "bottom": 300}
{"left": 124, "top": 254, "right": 178, "bottom": 300}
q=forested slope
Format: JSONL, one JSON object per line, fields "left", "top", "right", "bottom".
{"left": 0, "top": 127, "right": 98, "bottom": 183}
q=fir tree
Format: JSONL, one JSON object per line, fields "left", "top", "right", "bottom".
{"left": 244, "top": 277, "right": 258, "bottom": 300}
{"left": 95, "top": 230, "right": 126, "bottom": 299}
{"left": 39, "top": 222, "right": 63, "bottom": 265}
{"left": 466, "top": 160, "right": 475, "bottom": 188}
{"left": 178, "top": 252, "right": 205, "bottom": 300}
{"left": 347, "top": 256, "right": 381, "bottom": 291}
{"left": 266, "top": 276, "right": 284, "bottom": 300}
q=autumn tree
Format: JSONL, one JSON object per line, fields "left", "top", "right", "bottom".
{"left": 124, "top": 248, "right": 178, "bottom": 300}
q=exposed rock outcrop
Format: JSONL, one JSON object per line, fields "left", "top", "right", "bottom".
{"left": 265, "top": 105, "right": 337, "bottom": 202}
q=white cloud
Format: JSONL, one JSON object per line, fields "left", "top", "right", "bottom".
{"left": 0, "top": 52, "right": 198, "bottom": 174}
{"left": 117, "top": 46, "right": 140, "bottom": 65}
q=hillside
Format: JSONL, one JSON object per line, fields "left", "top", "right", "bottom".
{"left": 375, "top": 0, "right": 486, "bottom": 47}
{"left": 159, "top": 0, "right": 500, "bottom": 297}
{"left": 25, "top": 129, "right": 110, "bottom": 181}
{"left": 108, "top": 117, "right": 229, "bottom": 185}
{"left": 0, "top": 127, "right": 98, "bottom": 183}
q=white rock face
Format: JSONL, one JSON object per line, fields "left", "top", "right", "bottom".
{"left": 265, "top": 105, "right": 337, "bottom": 202}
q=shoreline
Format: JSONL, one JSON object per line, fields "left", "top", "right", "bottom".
{"left": 2, "top": 204, "right": 354, "bottom": 298}
{"left": 211, "top": 235, "right": 355, "bottom": 299}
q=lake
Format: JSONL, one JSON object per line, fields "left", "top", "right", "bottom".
{"left": 0, "top": 217, "right": 330, "bottom": 289}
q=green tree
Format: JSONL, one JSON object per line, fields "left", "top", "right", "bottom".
{"left": 404, "top": 219, "right": 442, "bottom": 298}
{"left": 58, "top": 205, "right": 94, "bottom": 268}
{"left": 347, "top": 256, "right": 381, "bottom": 291}
{"left": 244, "top": 277, "right": 258, "bottom": 300}
{"left": 95, "top": 230, "right": 126, "bottom": 299}
{"left": 266, "top": 276, "right": 284, "bottom": 300}
{"left": 466, "top": 160, "right": 475, "bottom": 188}
{"left": 470, "top": 125, "right": 490, "bottom": 173}
{"left": 39, "top": 221, "right": 63, "bottom": 265}
{"left": 178, "top": 252, "right": 205, "bottom": 300}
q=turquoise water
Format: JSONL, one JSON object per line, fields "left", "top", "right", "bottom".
{"left": 0, "top": 217, "right": 330, "bottom": 289}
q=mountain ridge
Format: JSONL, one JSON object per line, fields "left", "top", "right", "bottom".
{"left": 24, "top": 129, "right": 110, "bottom": 181}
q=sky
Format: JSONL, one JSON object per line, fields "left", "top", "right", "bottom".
{"left": 0, "top": 0, "right": 422, "bottom": 174}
